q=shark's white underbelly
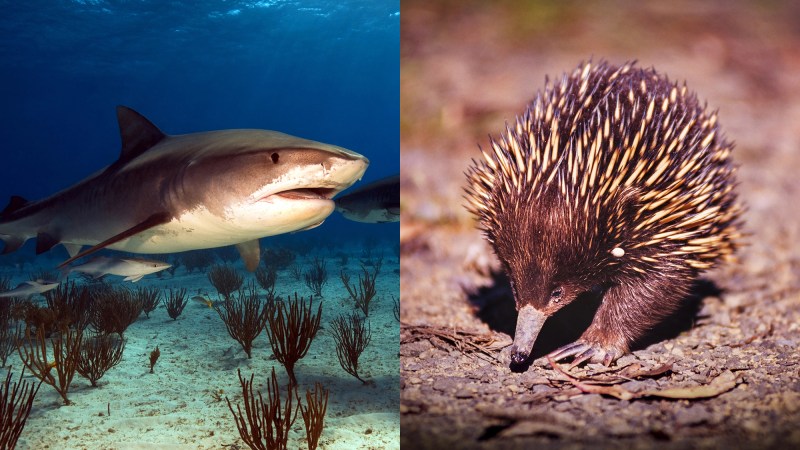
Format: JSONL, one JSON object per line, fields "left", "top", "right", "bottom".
{"left": 100, "top": 199, "right": 335, "bottom": 254}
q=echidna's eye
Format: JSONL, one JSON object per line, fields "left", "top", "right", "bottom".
{"left": 550, "top": 287, "right": 563, "bottom": 302}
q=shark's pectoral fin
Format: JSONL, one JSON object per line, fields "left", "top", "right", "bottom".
{"left": 235, "top": 239, "right": 261, "bottom": 272}
{"left": 36, "top": 232, "right": 60, "bottom": 255}
{"left": 57, "top": 211, "right": 172, "bottom": 268}
{"left": 62, "top": 243, "right": 82, "bottom": 258}
{"left": 124, "top": 275, "right": 144, "bottom": 282}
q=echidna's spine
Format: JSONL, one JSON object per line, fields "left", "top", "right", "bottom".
{"left": 465, "top": 60, "right": 741, "bottom": 274}
{"left": 464, "top": 60, "right": 742, "bottom": 366}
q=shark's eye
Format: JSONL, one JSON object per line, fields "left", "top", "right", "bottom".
{"left": 271, "top": 153, "right": 279, "bottom": 164}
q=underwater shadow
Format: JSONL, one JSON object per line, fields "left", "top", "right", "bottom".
{"left": 466, "top": 271, "right": 718, "bottom": 370}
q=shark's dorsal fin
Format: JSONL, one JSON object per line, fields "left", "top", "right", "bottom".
{"left": 115, "top": 106, "right": 166, "bottom": 167}
{"left": 57, "top": 211, "right": 172, "bottom": 268}
{"left": 235, "top": 240, "right": 261, "bottom": 272}
{"left": 1, "top": 195, "right": 28, "bottom": 218}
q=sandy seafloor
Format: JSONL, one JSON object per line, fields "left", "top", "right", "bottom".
{"left": 2, "top": 244, "right": 399, "bottom": 449}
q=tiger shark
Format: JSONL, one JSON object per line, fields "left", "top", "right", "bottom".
{"left": 335, "top": 175, "right": 399, "bottom": 223}
{"left": 0, "top": 106, "right": 368, "bottom": 271}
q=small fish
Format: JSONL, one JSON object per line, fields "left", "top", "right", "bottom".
{"left": 335, "top": 175, "right": 399, "bottom": 223}
{"left": 0, "top": 279, "right": 60, "bottom": 298}
{"left": 64, "top": 256, "right": 171, "bottom": 282}
{"left": 192, "top": 296, "right": 214, "bottom": 308}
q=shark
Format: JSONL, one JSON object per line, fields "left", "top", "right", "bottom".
{"left": 0, "top": 279, "right": 60, "bottom": 298}
{"left": 0, "top": 106, "right": 368, "bottom": 271}
{"left": 63, "top": 256, "right": 172, "bottom": 282}
{"left": 335, "top": 175, "right": 399, "bottom": 223}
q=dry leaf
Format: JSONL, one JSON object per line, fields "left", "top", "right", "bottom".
{"left": 548, "top": 357, "right": 738, "bottom": 401}
{"left": 638, "top": 370, "right": 737, "bottom": 399}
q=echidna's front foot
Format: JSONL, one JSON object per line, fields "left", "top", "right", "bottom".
{"left": 548, "top": 339, "right": 624, "bottom": 367}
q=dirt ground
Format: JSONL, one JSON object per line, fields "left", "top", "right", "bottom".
{"left": 399, "top": 1, "right": 800, "bottom": 448}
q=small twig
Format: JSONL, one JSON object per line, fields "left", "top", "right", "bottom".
{"left": 401, "top": 325, "right": 508, "bottom": 362}
{"left": 547, "top": 356, "right": 737, "bottom": 401}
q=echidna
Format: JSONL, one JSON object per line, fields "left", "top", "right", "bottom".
{"left": 465, "top": 60, "right": 742, "bottom": 366}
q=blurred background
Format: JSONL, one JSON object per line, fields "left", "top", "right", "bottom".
{"left": 402, "top": 0, "right": 800, "bottom": 227}
{"left": 400, "top": 1, "right": 800, "bottom": 448}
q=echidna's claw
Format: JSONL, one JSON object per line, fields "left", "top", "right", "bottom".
{"left": 569, "top": 348, "right": 596, "bottom": 369}
{"left": 548, "top": 341, "right": 592, "bottom": 362}
{"left": 549, "top": 340, "right": 621, "bottom": 367}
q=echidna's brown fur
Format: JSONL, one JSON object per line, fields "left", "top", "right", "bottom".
{"left": 464, "top": 60, "right": 742, "bottom": 366}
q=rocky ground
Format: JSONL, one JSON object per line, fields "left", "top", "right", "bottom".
{"left": 399, "top": 1, "right": 800, "bottom": 448}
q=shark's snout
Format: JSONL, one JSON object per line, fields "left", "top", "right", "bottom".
{"left": 260, "top": 151, "right": 368, "bottom": 203}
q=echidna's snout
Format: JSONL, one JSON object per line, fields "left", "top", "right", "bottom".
{"left": 510, "top": 305, "right": 547, "bottom": 365}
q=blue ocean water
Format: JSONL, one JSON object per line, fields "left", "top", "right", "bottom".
{"left": 0, "top": 0, "right": 398, "bottom": 251}
{"left": 0, "top": 2, "right": 399, "bottom": 448}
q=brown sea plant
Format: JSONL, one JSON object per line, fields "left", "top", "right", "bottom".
{"left": 1, "top": 368, "right": 42, "bottom": 449}
{"left": 303, "top": 257, "right": 327, "bottom": 297}
{"left": 254, "top": 266, "right": 277, "bottom": 298}
{"left": 76, "top": 332, "right": 125, "bottom": 387}
{"left": 149, "top": 346, "right": 160, "bottom": 373}
{"left": 336, "top": 252, "right": 349, "bottom": 268}
{"left": 266, "top": 293, "right": 322, "bottom": 387}
{"left": 299, "top": 382, "right": 329, "bottom": 450}
{"left": 340, "top": 257, "right": 382, "bottom": 317}
{"left": 226, "top": 367, "right": 298, "bottom": 450}
{"left": 209, "top": 265, "right": 244, "bottom": 300}
{"left": 214, "top": 283, "right": 268, "bottom": 359}
{"left": 90, "top": 286, "right": 142, "bottom": 335}
{"left": 7, "top": 297, "right": 29, "bottom": 322}
{"left": 17, "top": 325, "right": 83, "bottom": 405}
{"left": 0, "top": 301, "right": 22, "bottom": 367}
{"left": 262, "top": 247, "right": 296, "bottom": 270}
{"left": 23, "top": 304, "right": 67, "bottom": 337}
{"left": 289, "top": 264, "right": 302, "bottom": 282}
{"left": 135, "top": 286, "right": 162, "bottom": 318}
{"left": 163, "top": 288, "right": 189, "bottom": 320}
{"left": 45, "top": 281, "right": 93, "bottom": 331}
{"left": 330, "top": 313, "right": 371, "bottom": 384}
{"left": 180, "top": 250, "right": 216, "bottom": 273}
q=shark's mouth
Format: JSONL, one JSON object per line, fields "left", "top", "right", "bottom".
{"left": 269, "top": 187, "right": 339, "bottom": 201}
